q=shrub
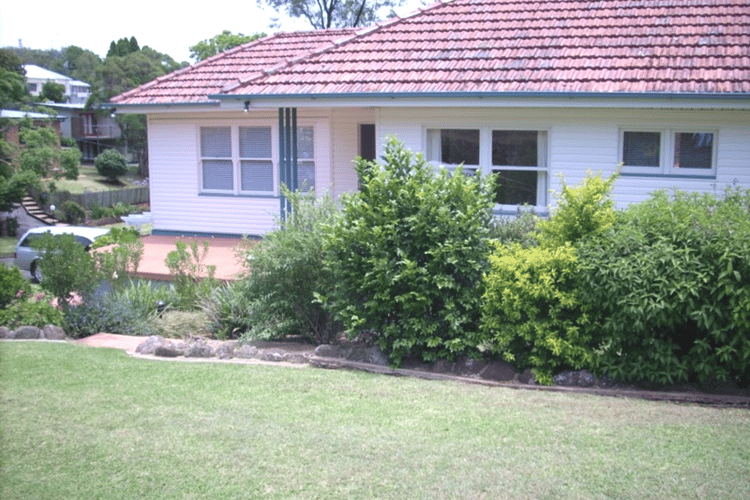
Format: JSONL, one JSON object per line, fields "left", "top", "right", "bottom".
{"left": 0, "top": 295, "right": 65, "bottom": 328}
{"left": 89, "top": 203, "right": 114, "bottom": 220}
{"left": 93, "top": 238, "right": 144, "bottom": 292}
{"left": 489, "top": 209, "right": 541, "bottom": 248}
{"left": 203, "top": 280, "right": 254, "bottom": 340}
{"left": 325, "top": 138, "right": 494, "bottom": 365}
{"left": 0, "top": 266, "right": 28, "bottom": 308}
{"left": 480, "top": 243, "right": 592, "bottom": 384}
{"left": 228, "top": 187, "right": 341, "bottom": 344}
{"left": 94, "top": 149, "right": 128, "bottom": 182}
{"left": 113, "top": 279, "right": 176, "bottom": 315}
{"left": 59, "top": 147, "right": 81, "bottom": 180}
{"left": 165, "top": 240, "right": 220, "bottom": 310}
{"left": 64, "top": 292, "right": 155, "bottom": 338}
{"left": 58, "top": 200, "right": 86, "bottom": 224}
{"left": 32, "top": 232, "right": 100, "bottom": 309}
{"left": 577, "top": 188, "right": 750, "bottom": 386}
{"left": 537, "top": 170, "right": 618, "bottom": 248}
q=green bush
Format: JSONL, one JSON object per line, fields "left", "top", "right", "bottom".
{"left": 489, "top": 210, "right": 541, "bottom": 248}
{"left": 480, "top": 243, "right": 592, "bottom": 384}
{"left": 59, "top": 147, "right": 81, "bottom": 180}
{"left": 0, "top": 295, "right": 65, "bottom": 328}
{"left": 64, "top": 292, "right": 155, "bottom": 338}
{"left": 94, "top": 149, "right": 128, "bottom": 182}
{"left": 325, "top": 138, "right": 494, "bottom": 365}
{"left": 578, "top": 188, "right": 750, "bottom": 386}
{"left": 89, "top": 203, "right": 114, "bottom": 220}
{"left": 58, "top": 200, "right": 86, "bottom": 224}
{"left": 203, "top": 280, "right": 254, "bottom": 340}
{"left": 32, "top": 233, "right": 100, "bottom": 309}
{"left": 0, "top": 266, "right": 29, "bottom": 308}
{"left": 114, "top": 279, "right": 176, "bottom": 315}
{"left": 165, "top": 240, "right": 220, "bottom": 310}
{"left": 227, "top": 187, "right": 341, "bottom": 344}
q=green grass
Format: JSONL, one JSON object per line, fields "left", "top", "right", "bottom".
{"left": 2, "top": 342, "right": 749, "bottom": 500}
{"left": 0, "top": 236, "right": 17, "bottom": 256}
{"left": 46, "top": 164, "right": 145, "bottom": 194}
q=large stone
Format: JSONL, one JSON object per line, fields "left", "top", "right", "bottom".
{"left": 42, "top": 325, "right": 66, "bottom": 340}
{"left": 14, "top": 326, "right": 42, "bottom": 339}
{"left": 553, "top": 370, "right": 596, "bottom": 387}
{"left": 215, "top": 342, "right": 237, "bottom": 359}
{"left": 314, "top": 344, "right": 342, "bottom": 358}
{"left": 136, "top": 335, "right": 165, "bottom": 355}
{"left": 518, "top": 368, "right": 537, "bottom": 385}
{"left": 341, "top": 346, "right": 389, "bottom": 365}
{"left": 479, "top": 361, "right": 517, "bottom": 382}
{"left": 259, "top": 349, "right": 287, "bottom": 362}
{"left": 0, "top": 326, "right": 14, "bottom": 339}
{"left": 154, "top": 342, "right": 182, "bottom": 358}
{"left": 234, "top": 345, "right": 259, "bottom": 359}
{"left": 453, "top": 357, "right": 489, "bottom": 377}
{"left": 184, "top": 341, "right": 214, "bottom": 358}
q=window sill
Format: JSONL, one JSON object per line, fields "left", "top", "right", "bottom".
{"left": 620, "top": 172, "right": 716, "bottom": 180}
{"left": 199, "top": 192, "right": 279, "bottom": 199}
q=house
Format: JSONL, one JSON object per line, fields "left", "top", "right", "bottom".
{"left": 24, "top": 65, "right": 121, "bottom": 160}
{"left": 111, "top": 0, "right": 750, "bottom": 238}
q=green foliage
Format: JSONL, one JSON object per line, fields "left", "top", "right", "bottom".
{"left": 203, "top": 280, "right": 254, "bottom": 340}
{"left": 32, "top": 233, "right": 100, "bottom": 309}
{"left": 260, "top": 0, "right": 404, "bottom": 29}
{"left": 229, "top": 187, "right": 341, "bottom": 343}
{"left": 91, "top": 226, "right": 141, "bottom": 248}
{"left": 537, "top": 170, "right": 618, "bottom": 248}
{"left": 113, "top": 279, "right": 176, "bottom": 316}
{"left": 488, "top": 210, "right": 541, "bottom": 248}
{"left": 17, "top": 124, "right": 60, "bottom": 177}
{"left": 94, "top": 149, "right": 127, "bottom": 182}
{"left": 189, "top": 30, "right": 266, "bottom": 62}
{"left": 0, "top": 266, "right": 29, "bottom": 308}
{"left": 577, "top": 188, "right": 750, "bottom": 386}
{"left": 0, "top": 294, "right": 65, "bottom": 328}
{"left": 326, "top": 138, "right": 494, "bottom": 365}
{"left": 59, "top": 146, "right": 80, "bottom": 180}
{"left": 58, "top": 200, "right": 86, "bottom": 224}
{"left": 93, "top": 238, "right": 144, "bottom": 292}
{"left": 40, "top": 80, "right": 66, "bottom": 103}
{"left": 63, "top": 292, "right": 155, "bottom": 338}
{"left": 0, "top": 170, "right": 40, "bottom": 212}
{"left": 0, "top": 66, "right": 29, "bottom": 107}
{"left": 165, "top": 240, "right": 220, "bottom": 310}
{"left": 480, "top": 243, "right": 592, "bottom": 384}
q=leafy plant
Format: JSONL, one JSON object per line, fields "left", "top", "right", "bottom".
{"left": 480, "top": 243, "right": 592, "bottom": 384}
{"left": 58, "top": 200, "right": 86, "bottom": 224}
{"left": 0, "top": 266, "right": 28, "bottom": 308}
{"left": 63, "top": 292, "right": 155, "bottom": 338}
{"left": 203, "top": 280, "right": 254, "bottom": 340}
{"left": 229, "top": 187, "right": 341, "bottom": 343}
{"left": 165, "top": 240, "right": 220, "bottom": 310}
{"left": 0, "top": 294, "right": 65, "bottom": 328}
{"left": 59, "top": 147, "right": 80, "bottom": 180}
{"left": 94, "top": 149, "right": 127, "bottom": 182}
{"left": 488, "top": 209, "right": 541, "bottom": 248}
{"left": 325, "top": 138, "right": 494, "bottom": 365}
{"left": 93, "top": 238, "right": 144, "bottom": 292}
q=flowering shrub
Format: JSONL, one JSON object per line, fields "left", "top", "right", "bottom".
{"left": 0, "top": 266, "right": 28, "bottom": 307}
{"left": 0, "top": 292, "right": 64, "bottom": 328}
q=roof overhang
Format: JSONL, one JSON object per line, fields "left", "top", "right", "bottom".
{"left": 108, "top": 101, "right": 222, "bottom": 115}
{"left": 210, "top": 91, "right": 750, "bottom": 111}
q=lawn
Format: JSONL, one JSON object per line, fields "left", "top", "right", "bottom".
{"left": 0, "top": 236, "right": 17, "bottom": 256}
{"left": 46, "top": 163, "right": 145, "bottom": 194}
{"left": 1, "top": 342, "right": 749, "bottom": 500}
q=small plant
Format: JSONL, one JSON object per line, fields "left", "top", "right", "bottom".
{"left": 489, "top": 210, "right": 541, "bottom": 248}
{"left": 59, "top": 147, "right": 81, "bottom": 180}
{"left": 89, "top": 203, "right": 115, "bottom": 220}
{"left": 113, "top": 279, "right": 176, "bottom": 315}
{"left": 58, "top": 200, "right": 86, "bottom": 224}
{"left": 94, "top": 149, "right": 128, "bottom": 183}
{"left": 165, "top": 240, "right": 220, "bottom": 310}
{"left": 63, "top": 292, "right": 155, "bottom": 338}
{"left": 0, "top": 293, "right": 65, "bottom": 328}
{"left": 203, "top": 280, "right": 254, "bottom": 340}
{"left": 0, "top": 267, "right": 28, "bottom": 308}
{"left": 93, "top": 239, "right": 144, "bottom": 292}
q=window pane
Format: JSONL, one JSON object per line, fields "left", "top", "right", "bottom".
{"left": 674, "top": 132, "right": 713, "bottom": 169}
{"left": 241, "top": 160, "right": 273, "bottom": 192}
{"left": 440, "top": 129, "right": 480, "bottom": 165}
{"left": 298, "top": 127, "right": 314, "bottom": 159}
{"left": 298, "top": 160, "right": 315, "bottom": 191}
{"left": 201, "top": 127, "right": 231, "bottom": 157}
{"left": 203, "top": 160, "right": 233, "bottom": 190}
{"left": 493, "top": 170, "right": 538, "bottom": 205}
{"left": 492, "top": 131, "right": 538, "bottom": 166}
{"left": 623, "top": 131, "right": 660, "bottom": 167}
{"left": 239, "top": 127, "right": 271, "bottom": 158}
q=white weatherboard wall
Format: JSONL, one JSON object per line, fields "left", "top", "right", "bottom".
{"left": 377, "top": 106, "right": 750, "bottom": 210}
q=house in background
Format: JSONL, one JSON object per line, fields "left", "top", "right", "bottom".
{"left": 24, "top": 64, "right": 121, "bottom": 160}
{"left": 111, "top": 0, "right": 750, "bottom": 238}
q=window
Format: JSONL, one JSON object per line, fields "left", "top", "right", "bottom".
{"left": 427, "top": 128, "right": 547, "bottom": 209}
{"left": 621, "top": 129, "right": 715, "bottom": 176}
{"left": 201, "top": 127, "right": 233, "bottom": 191}
{"left": 297, "top": 126, "right": 315, "bottom": 191}
{"left": 239, "top": 127, "right": 273, "bottom": 193}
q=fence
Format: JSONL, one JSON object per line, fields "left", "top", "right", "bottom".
{"left": 31, "top": 186, "right": 149, "bottom": 210}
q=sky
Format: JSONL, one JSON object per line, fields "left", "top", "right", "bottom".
{"left": 0, "top": 0, "right": 425, "bottom": 64}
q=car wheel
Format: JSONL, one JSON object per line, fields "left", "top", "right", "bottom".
{"left": 31, "top": 260, "right": 43, "bottom": 283}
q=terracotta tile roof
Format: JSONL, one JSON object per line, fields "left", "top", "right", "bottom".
{"left": 113, "top": 0, "right": 750, "bottom": 105}
{"left": 111, "top": 29, "right": 357, "bottom": 105}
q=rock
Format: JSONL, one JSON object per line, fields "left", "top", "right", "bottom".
{"left": 453, "top": 357, "right": 489, "bottom": 377}
{"left": 14, "top": 326, "right": 42, "bottom": 339}
{"left": 42, "top": 325, "right": 66, "bottom": 341}
{"left": 698, "top": 377, "right": 750, "bottom": 397}
{"left": 215, "top": 342, "right": 237, "bottom": 359}
{"left": 518, "top": 368, "right": 537, "bottom": 385}
{"left": 430, "top": 359, "right": 455, "bottom": 374}
{"left": 154, "top": 342, "right": 181, "bottom": 358}
{"left": 135, "top": 335, "right": 165, "bottom": 355}
{"left": 401, "top": 357, "right": 429, "bottom": 371}
{"left": 259, "top": 349, "right": 287, "bottom": 362}
{"left": 234, "top": 345, "right": 259, "bottom": 359}
{"left": 285, "top": 353, "right": 309, "bottom": 364}
{"left": 479, "top": 361, "right": 518, "bottom": 382}
{"left": 314, "top": 344, "right": 342, "bottom": 358}
{"left": 0, "top": 326, "right": 14, "bottom": 339}
{"left": 553, "top": 370, "right": 596, "bottom": 388}
{"left": 184, "top": 341, "right": 214, "bottom": 358}
{"left": 341, "top": 346, "right": 389, "bottom": 365}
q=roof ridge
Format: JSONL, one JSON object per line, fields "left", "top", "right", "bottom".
{"left": 221, "top": 0, "right": 455, "bottom": 94}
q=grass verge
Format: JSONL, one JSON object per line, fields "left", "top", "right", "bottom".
{"left": 1, "top": 341, "right": 749, "bottom": 500}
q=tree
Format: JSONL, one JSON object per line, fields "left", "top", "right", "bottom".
{"left": 189, "top": 30, "right": 266, "bottom": 62}
{"left": 0, "top": 67, "right": 28, "bottom": 107}
{"left": 258, "top": 0, "right": 404, "bottom": 29}
{"left": 0, "top": 49, "right": 25, "bottom": 75}
{"left": 56, "top": 46, "right": 102, "bottom": 84}
{"left": 40, "top": 80, "right": 66, "bottom": 103}
{"left": 94, "top": 148, "right": 128, "bottom": 182}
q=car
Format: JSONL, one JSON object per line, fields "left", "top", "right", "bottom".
{"left": 14, "top": 226, "right": 110, "bottom": 283}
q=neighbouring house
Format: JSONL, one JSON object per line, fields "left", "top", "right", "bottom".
{"left": 111, "top": 0, "right": 750, "bottom": 238}
{"left": 24, "top": 65, "right": 121, "bottom": 160}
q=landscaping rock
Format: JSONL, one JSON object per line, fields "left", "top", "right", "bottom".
{"left": 14, "top": 326, "right": 42, "bottom": 339}
{"left": 553, "top": 370, "right": 596, "bottom": 388}
{"left": 135, "top": 336, "right": 165, "bottom": 355}
{"left": 453, "top": 357, "right": 489, "bottom": 377}
{"left": 479, "top": 361, "right": 518, "bottom": 382}
{"left": 234, "top": 345, "right": 259, "bottom": 359}
{"left": 259, "top": 349, "right": 287, "bottom": 362}
{"left": 215, "top": 342, "right": 237, "bottom": 359}
{"left": 42, "top": 325, "right": 66, "bottom": 341}
{"left": 0, "top": 326, "right": 14, "bottom": 339}
{"left": 154, "top": 341, "right": 182, "bottom": 358}
{"left": 518, "top": 368, "right": 537, "bottom": 385}
{"left": 314, "top": 344, "right": 342, "bottom": 358}
{"left": 184, "top": 341, "right": 214, "bottom": 358}
{"left": 340, "top": 345, "right": 389, "bottom": 365}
